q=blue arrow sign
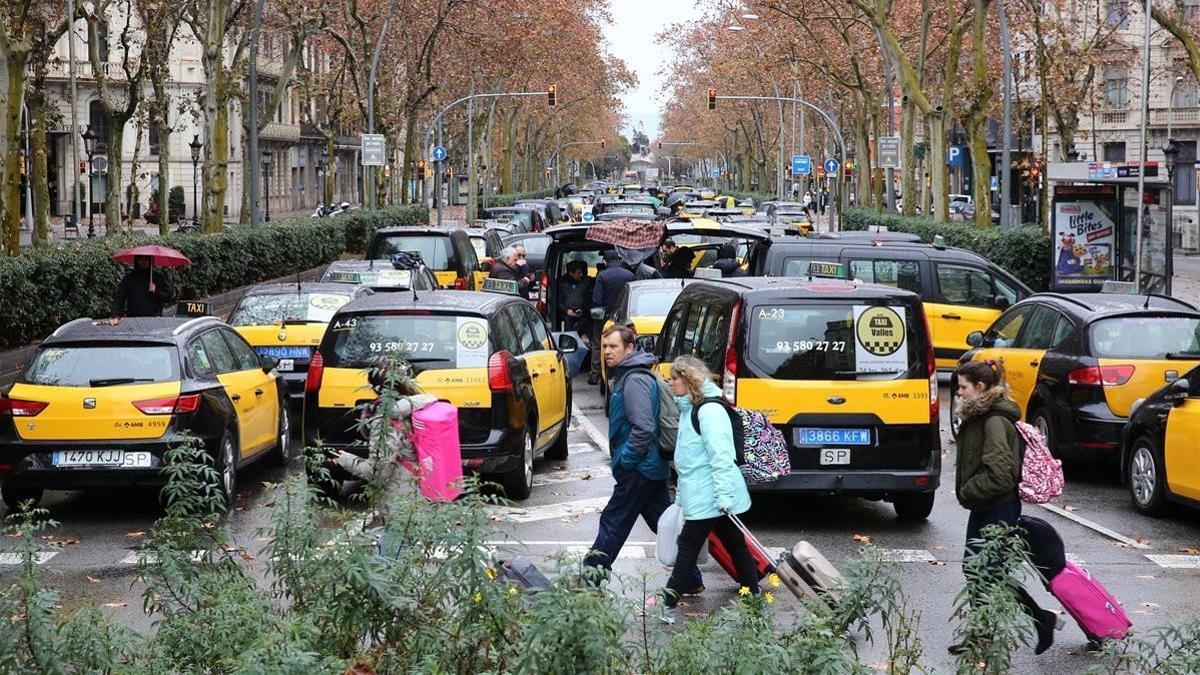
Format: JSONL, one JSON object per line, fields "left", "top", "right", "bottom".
{"left": 431, "top": 145, "right": 448, "bottom": 162}
{"left": 823, "top": 158, "right": 840, "bottom": 176}
{"left": 792, "top": 155, "right": 812, "bottom": 175}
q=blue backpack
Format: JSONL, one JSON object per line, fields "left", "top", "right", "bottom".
{"left": 690, "top": 398, "right": 791, "bottom": 485}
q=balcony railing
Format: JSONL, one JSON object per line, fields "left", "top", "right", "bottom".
{"left": 261, "top": 121, "right": 301, "bottom": 142}
{"left": 1101, "top": 109, "right": 1129, "bottom": 125}
{"left": 46, "top": 60, "right": 127, "bottom": 80}
{"left": 1150, "top": 107, "right": 1200, "bottom": 127}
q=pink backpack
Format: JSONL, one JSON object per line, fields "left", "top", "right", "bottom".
{"left": 1014, "top": 421, "right": 1064, "bottom": 504}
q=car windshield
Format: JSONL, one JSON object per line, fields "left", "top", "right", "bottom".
{"left": 628, "top": 288, "right": 684, "bottom": 317}
{"left": 324, "top": 314, "right": 489, "bottom": 371}
{"left": 229, "top": 292, "right": 352, "bottom": 325}
{"left": 23, "top": 345, "right": 179, "bottom": 386}
{"left": 512, "top": 236, "right": 550, "bottom": 256}
{"left": 490, "top": 211, "right": 532, "bottom": 229}
{"left": 1089, "top": 316, "right": 1200, "bottom": 358}
{"left": 369, "top": 235, "right": 454, "bottom": 270}
{"left": 746, "top": 303, "right": 920, "bottom": 380}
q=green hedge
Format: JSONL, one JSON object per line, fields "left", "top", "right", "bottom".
{"left": 0, "top": 205, "right": 428, "bottom": 351}
{"left": 841, "top": 207, "right": 1051, "bottom": 292}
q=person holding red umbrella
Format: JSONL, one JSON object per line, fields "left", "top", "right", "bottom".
{"left": 111, "top": 245, "right": 189, "bottom": 317}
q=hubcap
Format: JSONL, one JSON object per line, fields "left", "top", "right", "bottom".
{"left": 523, "top": 431, "right": 534, "bottom": 488}
{"left": 279, "top": 406, "right": 290, "bottom": 457}
{"left": 950, "top": 389, "right": 961, "bottom": 436}
{"left": 1130, "top": 446, "right": 1156, "bottom": 506}
{"left": 1034, "top": 414, "right": 1050, "bottom": 440}
{"left": 222, "top": 439, "right": 235, "bottom": 497}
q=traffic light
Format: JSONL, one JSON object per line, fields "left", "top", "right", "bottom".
{"left": 600, "top": 139, "right": 605, "bottom": 149}
{"left": 416, "top": 159, "right": 426, "bottom": 180}
{"left": 707, "top": 88, "right": 716, "bottom": 110}
{"left": 547, "top": 85, "right": 556, "bottom": 107}
{"left": 657, "top": 141, "right": 662, "bottom": 150}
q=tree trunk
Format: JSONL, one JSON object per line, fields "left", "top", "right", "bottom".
{"left": 1, "top": 47, "right": 29, "bottom": 255}
{"left": 323, "top": 134, "right": 335, "bottom": 205}
{"left": 30, "top": 91, "right": 50, "bottom": 244}
{"left": 401, "top": 109, "right": 418, "bottom": 203}
{"left": 966, "top": 0, "right": 994, "bottom": 227}
{"left": 901, "top": 97, "right": 917, "bottom": 216}
{"left": 157, "top": 124, "right": 170, "bottom": 235}
{"left": 928, "top": 109, "right": 948, "bottom": 222}
{"left": 104, "top": 122, "right": 125, "bottom": 236}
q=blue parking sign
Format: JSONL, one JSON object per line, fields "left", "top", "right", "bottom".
{"left": 791, "top": 155, "right": 812, "bottom": 175}
{"left": 947, "top": 145, "right": 964, "bottom": 167}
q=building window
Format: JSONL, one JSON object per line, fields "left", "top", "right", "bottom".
{"left": 1172, "top": 79, "right": 1199, "bottom": 108}
{"left": 148, "top": 124, "right": 159, "bottom": 156}
{"left": 1104, "top": 66, "right": 1129, "bottom": 108}
{"left": 88, "top": 100, "right": 110, "bottom": 145}
{"left": 1103, "top": 142, "right": 1126, "bottom": 162}
{"left": 1173, "top": 141, "right": 1197, "bottom": 206}
{"left": 1105, "top": 0, "right": 1130, "bottom": 27}
{"left": 1184, "top": 0, "right": 1199, "bottom": 21}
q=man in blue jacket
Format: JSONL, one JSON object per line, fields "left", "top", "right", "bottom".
{"left": 583, "top": 325, "right": 703, "bottom": 592}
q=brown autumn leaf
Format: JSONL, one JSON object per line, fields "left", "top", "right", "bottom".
{"left": 86, "top": 576, "right": 101, "bottom": 583}
{"left": 1178, "top": 547, "right": 1200, "bottom": 555}
{"left": 125, "top": 531, "right": 146, "bottom": 538}
{"left": 1136, "top": 574, "right": 1156, "bottom": 580}
{"left": 851, "top": 534, "right": 872, "bottom": 544}
{"left": 343, "top": 664, "right": 376, "bottom": 675}
{"left": 101, "top": 602, "right": 127, "bottom": 608}
{"left": 240, "top": 552, "right": 255, "bottom": 561}
{"left": 56, "top": 539, "right": 80, "bottom": 546}
{"left": 580, "top": 472, "right": 593, "bottom": 480}
{"left": 1063, "top": 505, "right": 1077, "bottom": 512}
{"left": 553, "top": 464, "right": 567, "bottom": 471}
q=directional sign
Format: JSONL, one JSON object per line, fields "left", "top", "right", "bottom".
{"left": 361, "top": 134, "right": 385, "bottom": 166}
{"left": 791, "top": 155, "right": 812, "bottom": 175}
{"left": 431, "top": 145, "right": 448, "bottom": 162}
{"left": 710, "top": 168, "right": 720, "bottom": 178}
{"left": 877, "top": 136, "right": 901, "bottom": 169}
{"left": 947, "top": 145, "right": 964, "bottom": 167}
{"left": 823, "top": 157, "right": 840, "bottom": 176}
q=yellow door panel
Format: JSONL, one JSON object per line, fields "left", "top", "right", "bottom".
{"left": 217, "top": 370, "right": 272, "bottom": 456}
{"left": 318, "top": 368, "right": 375, "bottom": 409}
{"left": 413, "top": 368, "right": 491, "bottom": 409}
{"left": 971, "top": 348, "right": 1044, "bottom": 417}
{"left": 926, "top": 302, "right": 1001, "bottom": 369}
{"left": 1165, "top": 398, "right": 1200, "bottom": 501}
{"left": 522, "top": 351, "right": 565, "bottom": 443}
{"left": 434, "top": 271, "right": 458, "bottom": 288}
{"left": 473, "top": 270, "right": 489, "bottom": 290}
{"left": 1099, "top": 358, "right": 1200, "bottom": 418}
{"left": 234, "top": 324, "right": 325, "bottom": 348}
{"left": 736, "top": 378, "right": 929, "bottom": 425}
{"left": 9, "top": 382, "right": 180, "bottom": 441}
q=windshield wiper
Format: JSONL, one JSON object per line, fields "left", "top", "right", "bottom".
{"left": 1165, "top": 352, "right": 1200, "bottom": 360}
{"left": 89, "top": 377, "right": 154, "bottom": 387}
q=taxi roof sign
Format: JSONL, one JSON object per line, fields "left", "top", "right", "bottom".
{"left": 806, "top": 261, "right": 847, "bottom": 279}
{"left": 482, "top": 277, "right": 521, "bottom": 295}
{"left": 176, "top": 300, "right": 211, "bottom": 316}
{"left": 1101, "top": 280, "right": 1138, "bottom": 294}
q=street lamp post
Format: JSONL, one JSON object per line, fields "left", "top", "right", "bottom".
{"left": 81, "top": 124, "right": 98, "bottom": 238}
{"left": 1164, "top": 75, "right": 1186, "bottom": 181}
{"left": 319, "top": 147, "right": 330, "bottom": 206}
{"left": 262, "top": 149, "right": 273, "bottom": 222}
{"left": 189, "top": 134, "right": 202, "bottom": 227}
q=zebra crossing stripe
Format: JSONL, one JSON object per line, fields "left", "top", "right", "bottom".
{"left": 0, "top": 551, "right": 58, "bottom": 565}
{"left": 1145, "top": 554, "right": 1200, "bottom": 569}
{"left": 487, "top": 496, "right": 610, "bottom": 524}
{"left": 532, "top": 464, "right": 612, "bottom": 487}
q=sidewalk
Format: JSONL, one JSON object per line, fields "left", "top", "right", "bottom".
{"left": 1173, "top": 253, "right": 1200, "bottom": 304}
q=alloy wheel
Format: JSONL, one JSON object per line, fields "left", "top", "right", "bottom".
{"left": 1130, "top": 445, "right": 1157, "bottom": 507}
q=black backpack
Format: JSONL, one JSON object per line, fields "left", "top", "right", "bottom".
{"left": 690, "top": 397, "right": 746, "bottom": 465}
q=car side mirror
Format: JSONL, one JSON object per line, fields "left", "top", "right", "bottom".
{"left": 259, "top": 355, "right": 279, "bottom": 373}
{"left": 1168, "top": 378, "right": 1191, "bottom": 404}
{"left": 966, "top": 331, "right": 985, "bottom": 348}
{"left": 589, "top": 307, "right": 606, "bottom": 320}
{"left": 994, "top": 295, "right": 1011, "bottom": 309}
{"left": 478, "top": 260, "right": 494, "bottom": 272}
{"left": 557, "top": 333, "right": 580, "bottom": 354}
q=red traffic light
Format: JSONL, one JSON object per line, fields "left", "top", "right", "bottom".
{"left": 547, "top": 85, "right": 556, "bottom": 107}
{"left": 416, "top": 159, "right": 426, "bottom": 179}
{"left": 600, "top": 139, "right": 605, "bottom": 149}
{"left": 707, "top": 88, "right": 716, "bottom": 110}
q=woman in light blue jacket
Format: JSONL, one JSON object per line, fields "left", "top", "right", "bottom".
{"left": 661, "top": 356, "right": 758, "bottom": 610}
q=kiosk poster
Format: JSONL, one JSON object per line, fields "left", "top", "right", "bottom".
{"left": 1051, "top": 194, "right": 1117, "bottom": 292}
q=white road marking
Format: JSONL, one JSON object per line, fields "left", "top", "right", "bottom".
{"left": 488, "top": 496, "right": 610, "bottom": 523}
{"left": 485, "top": 540, "right": 656, "bottom": 547}
{"left": 568, "top": 442, "right": 600, "bottom": 456}
{"left": 0, "top": 551, "right": 58, "bottom": 565}
{"left": 571, "top": 404, "right": 609, "bottom": 453}
{"left": 1036, "top": 503, "right": 1151, "bottom": 549}
{"left": 1066, "top": 553, "right": 1086, "bottom": 565}
{"left": 566, "top": 545, "right": 646, "bottom": 559}
{"left": 120, "top": 550, "right": 217, "bottom": 565}
{"left": 1145, "top": 554, "right": 1200, "bottom": 569}
{"left": 533, "top": 464, "right": 612, "bottom": 487}
{"left": 878, "top": 549, "right": 937, "bottom": 563}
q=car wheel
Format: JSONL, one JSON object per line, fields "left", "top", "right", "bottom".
{"left": 892, "top": 492, "right": 936, "bottom": 521}
{"left": 949, "top": 384, "right": 961, "bottom": 440}
{"left": 499, "top": 424, "right": 535, "bottom": 501}
{"left": 269, "top": 398, "right": 293, "bottom": 466}
{"left": 1029, "top": 405, "right": 1056, "bottom": 457}
{"left": 1128, "top": 436, "right": 1168, "bottom": 516}
{"left": 216, "top": 431, "right": 238, "bottom": 507}
{"left": 1, "top": 483, "right": 43, "bottom": 512}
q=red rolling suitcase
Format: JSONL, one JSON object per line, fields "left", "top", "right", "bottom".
{"left": 706, "top": 527, "right": 771, "bottom": 582}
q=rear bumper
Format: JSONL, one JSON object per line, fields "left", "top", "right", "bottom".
{"left": 0, "top": 431, "right": 222, "bottom": 490}
{"left": 750, "top": 468, "right": 940, "bottom": 497}
{"left": 1056, "top": 404, "right": 1123, "bottom": 460}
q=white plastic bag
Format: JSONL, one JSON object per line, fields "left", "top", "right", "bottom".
{"left": 656, "top": 503, "right": 683, "bottom": 566}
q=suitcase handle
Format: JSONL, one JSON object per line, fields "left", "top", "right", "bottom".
{"left": 724, "top": 512, "right": 778, "bottom": 570}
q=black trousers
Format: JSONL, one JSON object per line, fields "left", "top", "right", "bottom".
{"left": 665, "top": 514, "right": 759, "bottom": 608}
{"left": 964, "top": 495, "right": 1044, "bottom": 617}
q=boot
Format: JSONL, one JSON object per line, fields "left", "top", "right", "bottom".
{"left": 1016, "top": 587, "right": 1062, "bottom": 655}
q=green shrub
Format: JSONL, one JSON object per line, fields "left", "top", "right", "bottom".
{"left": 0, "top": 205, "right": 428, "bottom": 351}
{"left": 841, "top": 207, "right": 1051, "bottom": 291}
{"left": 168, "top": 186, "right": 186, "bottom": 222}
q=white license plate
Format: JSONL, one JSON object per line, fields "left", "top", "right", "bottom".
{"left": 52, "top": 450, "right": 152, "bottom": 468}
{"left": 277, "top": 358, "right": 294, "bottom": 372}
{"left": 819, "top": 448, "right": 851, "bottom": 465}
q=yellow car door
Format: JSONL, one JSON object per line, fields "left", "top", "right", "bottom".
{"left": 508, "top": 306, "right": 566, "bottom": 445}
{"left": 1165, "top": 392, "right": 1200, "bottom": 501}
{"left": 221, "top": 329, "right": 281, "bottom": 455}
{"left": 198, "top": 331, "right": 270, "bottom": 457}
{"left": 971, "top": 304, "right": 1041, "bottom": 414}
{"left": 930, "top": 263, "right": 1008, "bottom": 370}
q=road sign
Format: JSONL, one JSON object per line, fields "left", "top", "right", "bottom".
{"left": 361, "top": 134, "right": 385, "bottom": 166}
{"left": 710, "top": 168, "right": 720, "bottom": 178}
{"left": 791, "top": 155, "right": 812, "bottom": 175}
{"left": 431, "top": 145, "right": 448, "bottom": 162}
{"left": 823, "top": 158, "right": 840, "bottom": 176}
{"left": 877, "top": 136, "right": 901, "bottom": 169}
{"left": 948, "top": 145, "right": 964, "bottom": 167}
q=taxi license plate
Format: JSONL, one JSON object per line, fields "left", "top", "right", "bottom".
{"left": 819, "top": 449, "right": 851, "bottom": 466}
{"left": 277, "top": 358, "right": 294, "bottom": 372}
{"left": 52, "top": 450, "right": 152, "bottom": 468}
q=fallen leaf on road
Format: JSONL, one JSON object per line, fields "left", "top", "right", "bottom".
{"left": 234, "top": 506, "right": 248, "bottom": 512}
{"left": 125, "top": 532, "right": 146, "bottom": 538}
{"left": 553, "top": 464, "right": 566, "bottom": 471}
{"left": 929, "top": 561, "right": 947, "bottom": 566}
{"left": 1135, "top": 537, "right": 1150, "bottom": 546}
{"left": 851, "top": 534, "right": 872, "bottom": 544}
{"left": 240, "top": 552, "right": 255, "bottom": 561}
{"left": 101, "top": 602, "right": 127, "bottom": 608}
{"left": 562, "top": 515, "right": 581, "bottom": 524}
{"left": 343, "top": 664, "right": 376, "bottom": 675}
{"left": 1178, "top": 547, "right": 1200, "bottom": 555}
{"left": 932, "top": 545, "right": 945, "bottom": 550}
{"left": 684, "top": 612, "right": 707, "bottom": 618}
{"left": 870, "top": 662, "right": 889, "bottom": 672}
{"left": 1136, "top": 575, "right": 1156, "bottom": 580}
{"left": 580, "top": 472, "right": 593, "bottom": 480}
{"left": 86, "top": 576, "right": 100, "bottom": 583}
{"left": 1063, "top": 505, "right": 1077, "bottom": 512}
{"left": 5, "top": 533, "right": 21, "bottom": 539}
{"left": 56, "top": 539, "right": 79, "bottom": 546}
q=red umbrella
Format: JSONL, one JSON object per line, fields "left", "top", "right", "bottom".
{"left": 112, "top": 244, "right": 192, "bottom": 267}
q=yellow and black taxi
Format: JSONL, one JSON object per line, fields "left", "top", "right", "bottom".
{"left": 1122, "top": 363, "right": 1200, "bottom": 515}
{"left": 0, "top": 315, "right": 290, "bottom": 509}
{"left": 364, "top": 226, "right": 481, "bottom": 290}
{"left": 748, "top": 237, "right": 1031, "bottom": 370}
{"left": 465, "top": 227, "right": 506, "bottom": 288}
{"left": 598, "top": 279, "right": 696, "bottom": 403}
{"left": 321, "top": 259, "right": 438, "bottom": 292}
{"left": 228, "top": 283, "right": 373, "bottom": 401}
{"left": 655, "top": 265, "right": 941, "bottom": 520}
{"left": 954, "top": 293, "right": 1200, "bottom": 464}
{"left": 302, "top": 281, "right": 576, "bottom": 500}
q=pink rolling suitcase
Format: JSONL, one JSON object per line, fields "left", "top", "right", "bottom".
{"left": 405, "top": 402, "right": 463, "bottom": 502}
{"left": 1048, "top": 561, "right": 1131, "bottom": 641}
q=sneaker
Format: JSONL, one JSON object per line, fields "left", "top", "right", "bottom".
{"left": 658, "top": 607, "right": 678, "bottom": 625}
{"left": 678, "top": 584, "right": 705, "bottom": 597}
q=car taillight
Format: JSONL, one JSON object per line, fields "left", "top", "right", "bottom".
{"left": 454, "top": 276, "right": 468, "bottom": 290}
{"left": 488, "top": 350, "right": 513, "bottom": 392}
{"left": 921, "top": 311, "right": 938, "bottom": 421}
{"left": 133, "top": 394, "right": 201, "bottom": 415}
{"left": 1069, "top": 365, "right": 1135, "bottom": 386}
{"left": 722, "top": 302, "right": 741, "bottom": 404}
{"left": 306, "top": 352, "right": 325, "bottom": 393}
{"left": 0, "top": 398, "right": 48, "bottom": 417}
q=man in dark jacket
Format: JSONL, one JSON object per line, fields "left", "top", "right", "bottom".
{"left": 711, "top": 242, "right": 745, "bottom": 278}
{"left": 588, "top": 251, "right": 635, "bottom": 384}
{"left": 112, "top": 255, "right": 172, "bottom": 317}
{"left": 557, "top": 260, "right": 594, "bottom": 334}
{"left": 662, "top": 245, "right": 695, "bottom": 279}
{"left": 488, "top": 246, "right": 531, "bottom": 295}
{"left": 583, "top": 325, "right": 703, "bottom": 592}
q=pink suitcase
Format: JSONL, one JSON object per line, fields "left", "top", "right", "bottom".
{"left": 1048, "top": 561, "right": 1131, "bottom": 641}
{"left": 405, "top": 402, "right": 463, "bottom": 502}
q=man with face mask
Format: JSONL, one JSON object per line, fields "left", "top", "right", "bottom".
{"left": 112, "top": 255, "right": 172, "bottom": 317}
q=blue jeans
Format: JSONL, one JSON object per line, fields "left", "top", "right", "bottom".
{"left": 964, "top": 495, "right": 1022, "bottom": 561}
{"left": 585, "top": 466, "right": 702, "bottom": 587}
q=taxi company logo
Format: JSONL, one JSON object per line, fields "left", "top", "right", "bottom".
{"left": 856, "top": 306, "right": 904, "bottom": 357}
{"left": 82, "top": 397, "right": 96, "bottom": 409}
{"left": 458, "top": 321, "right": 487, "bottom": 350}
{"left": 277, "top": 331, "right": 288, "bottom": 342}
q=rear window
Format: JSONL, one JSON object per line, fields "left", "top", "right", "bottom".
{"left": 23, "top": 345, "right": 179, "bottom": 387}
{"left": 229, "top": 292, "right": 353, "bottom": 326}
{"left": 512, "top": 236, "right": 550, "bottom": 256}
{"left": 629, "top": 288, "right": 684, "bottom": 317}
{"left": 323, "top": 314, "right": 489, "bottom": 371}
{"left": 493, "top": 211, "right": 532, "bottom": 229}
{"left": 780, "top": 255, "right": 838, "bottom": 276}
{"left": 469, "top": 237, "right": 488, "bottom": 260}
{"left": 368, "top": 235, "right": 454, "bottom": 270}
{"left": 607, "top": 203, "right": 655, "bottom": 215}
{"left": 1089, "top": 316, "right": 1200, "bottom": 358}
{"left": 746, "top": 303, "right": 923, "bottom": 380}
